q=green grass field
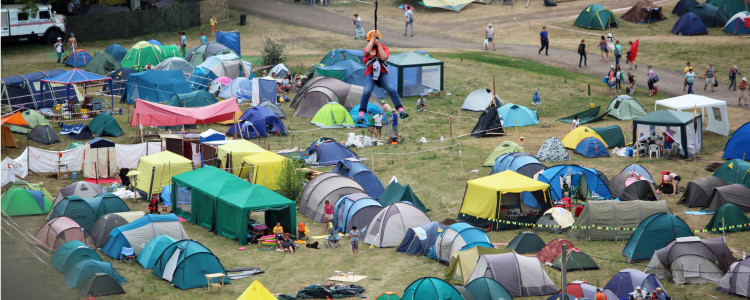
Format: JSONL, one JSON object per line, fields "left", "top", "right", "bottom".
{"left": 2, "top": 7, "right": 749, "bottom": 300}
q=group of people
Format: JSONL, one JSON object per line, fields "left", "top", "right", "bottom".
{"left": 352, "top": 8, "right": 415, "bottom": 40}
{"left": 682, "top": 62, "right": 747, "bottom": 104}
{"left": 53, "top": 33, "right": 77, "bottom": 63}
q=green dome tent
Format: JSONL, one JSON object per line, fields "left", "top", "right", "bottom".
{"left": 706, "top": 203, "right": 750, "bottom": 233}
{"left": 551, "top": 250, "right": 600, "bottom": 271}
{"left": 379, "top": 180, "right": 429, "bottom": 212}
{"left": 152, "top": 239, "right": 229, "bottom": 290}
{"left": 622, "top": 213, "right": 694, "bottom": 262}
{"left": 465, "top": 277, "right": 513, "bottom": 300}
{"left": 506, "top": 231, "right": 546, "bottom": 254}
{"left": 1, "top": 188, "right": 53, "bottom": 216}
{"left": 713, "top": 159, "right": 750, "bottom": 188}
{"left": 63, "top": 260, "right": 126, "bottom": 289}
{"left": 483, "top": 141, "right": 524, "bottom": 167}
{"left": 7, "top": 180, "right": 54, "bottom": 202}
{"left": 121, "top": 41, "right": 164, "bottom": 70}
{"left": 49, "top": 240, "right": 102, "bottom": 273}
{"left": 375, "top": 292, "right": 401, "bottom": 300}
{"left": 84, "top": 52, "right": 122, "bottom": 76}
{"left": 575, "top": 4, "right": 619, "bottom": 30}
{"left": 607, "top": 95, "right": 647, "bottom": 120}
{"left": 88, "top": 113, "right": 123, "bottom": 137}
{"left": 310, "top": 103, "right": 355, "bottom": 129}
{"left": 76, "top": 273, "right": 125, "bottom": 297}
{"left": 402, "top": 277, "right": 464, "bottom": 300}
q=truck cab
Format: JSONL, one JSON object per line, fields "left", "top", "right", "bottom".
{"left": 2, "top": 4, "right": 66, "bottom": 44}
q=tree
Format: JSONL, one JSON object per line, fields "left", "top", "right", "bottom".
{"left": 261, "top": 38, "right": 287, "bottom": 67}
{"left": 275, "top": 158, "right": 305, "bottom": 203}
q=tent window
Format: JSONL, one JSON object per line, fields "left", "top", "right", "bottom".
{"left": 712, "top": 107, "right": 722, "bottom": 121}
{"left": 176, "top": 186, "right": 192, "bottom": 214}
{"left": 614, "top": 100, "right": 621, "bottom": 109}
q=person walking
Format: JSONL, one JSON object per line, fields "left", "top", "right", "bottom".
{"left": 353, "top": 14, "right": 363, "bottom": 39}
{"left": 404, "top": 9, "right": 414, "bottom": 37}
{"left": 54, "top": 37, "right": 64, "bottom": 63}
{"left": 200, "top": 32, "right": 207, "bottom": 45}
{"left": 685, "top": 68, "right": 696, "bottom": 94}
{"left": 538, "top": 26, "right": 549, "bottom": 55}
{"left": 616, "top": 65, "right": 623, "bottom": 93}
{"left": 704, "top": 63, "right": 716, "bottom": 92}
{"left": 739, "top": 77, "right": 748, "bottom": 106}
{"left": 647, "top": 66, "right": 656, "bottom": 96}
{"left": 373, "top": 112, "right": 383, "bottom": 140}
{"left": 578, "top": 39, "right": 587, "bottom": 68}
{"left": 607, "top": 65, "right": 616, "bottom": 96}
{"left": 485, "top": 23, "right": 495, "bottom": 51}
{"left": 210, "top": 16, "right": 217, "bottom": 36}
{"left": 349, "top": 226, "right": 360, "bottom": 256}
{"left": 729, "top": 65, "right": 739, "bottom": 91}
{"left": 599, "top": 35, "right": 607, "bottom": 62}
{"left": 683, "top": 62, "right": 692, "bottom": 91}
{"left": 180, "top": 32, "right": 187, "bottom": 56}
{"left": 614, "top": 40, "right": 622, "bottom": 66}
{"left": 626, "top": 41, "right": 637, "bottom": 70}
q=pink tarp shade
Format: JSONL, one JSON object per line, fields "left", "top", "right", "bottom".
{"left": 215, "top": 76, "right": 232, "bottom": 86}
{"left": 130, "top": 99, "right": 241, "bottom": 126}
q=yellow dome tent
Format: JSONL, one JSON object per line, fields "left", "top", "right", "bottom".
{"left": 239, "top": 151, "right": 291, "bottom": 190}
{"left": 561, "top": 126, "right": 608, "bottom": 149}
{"left": 238, "top": 280, "right": 277, "bottom": 300}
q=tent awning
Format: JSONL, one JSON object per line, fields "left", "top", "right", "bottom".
{"left": 654, "top": 95, "right": 729, "bottom": 136}
{"left": 40, "top": 69, "right": 112, "bottom": 84}
{"left": 468, "top": 170, "right": 550, "bottom": 193}
{"left": 130, "top": 99, "right": 241, "bottom": 127}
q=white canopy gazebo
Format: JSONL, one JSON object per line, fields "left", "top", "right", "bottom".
{"left": 654, "top": 95, "right": 729, "bottom": 136}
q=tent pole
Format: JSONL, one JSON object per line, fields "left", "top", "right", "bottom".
{"left": 148, "top": 166, "right": 156, "bottom": 201}
{"left": 561, "top": 243, "right": 568, "bottom": 297}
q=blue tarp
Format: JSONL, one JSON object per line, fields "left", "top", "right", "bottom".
{"left": 65, "top": 51, "right": 93, "bottom": 68}
{"left": 226, "top": 106, "right": 286, "bottom": 139}
{"left": 218, "top": 77, "right": 252, "bottom": 101}
{"left": 723, "top": 121, "right": 750, "bottom": 160}
{"left": 105, "top": 44, "right": 128, "bottom": 63}
{"left": 101, "top": 214, "right": 182, "bottom": 258}
{"left": 672, "top": 12, "right": 708, "bottom": 35}
{"left": 216, "top": 31, "right": 241, "bottom": 56}
{"left": 397, "top": 222, "right": 447, "bottom": 255}
{"left": 333, "top": 158, "right": 384, "bottom": 199}
{"left": 306, "top": 139, "right": 359, "bottom": 166}
{"left": 574, "top": 137, "right": 610, "bottom": 158}
{"left": 188, "top": 54, "right": 252, "bottom": 90}
{"left": 497, "top": 103, "right": 539, "bottom": 127}
{"left": 147, "top": 39, "right": 163, "bottom": 46}
{"left": 257, "top": 77, "right": 277, "bottom": 103}
{"left": 121, "top": 70, "right": 192, "bottom": 104}
{"left": 537, "top": 165, "right": 612, "bottom": 201}
{"left": 349, "top": 103, "right": 384, "bottom": 128}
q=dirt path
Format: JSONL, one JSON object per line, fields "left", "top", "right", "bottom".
{"left": 231, "top": 0, "right": 744, "bottom": 105}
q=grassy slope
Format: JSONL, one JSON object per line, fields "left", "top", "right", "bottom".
{"left": 2, "top": 9, "right": 750, "bottom": 300}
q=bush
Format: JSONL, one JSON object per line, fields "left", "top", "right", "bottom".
{"left": 262, "top": 38, "right": 287, "bottom": 67}
{"left": 276, "top": 159, "right": 305, "bottom": 203}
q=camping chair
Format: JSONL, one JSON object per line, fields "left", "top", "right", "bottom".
{"left": 119, "top": 247, "right": 135, "bottom": 264}
{"left": 297, "top": 222, "right": 309, "bottom": 241}
{"left": 648, "top": 144, "right": 660, "bottom": 159}
{"left": 148, "top": 196, "right": 160, "bottom": 214}
{"left": 554, "top": 198, "right": 572, "bottom": 211}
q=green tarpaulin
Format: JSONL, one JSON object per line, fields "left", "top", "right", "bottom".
{"left": 591, "top": 125, "right": 630, "bottom": 148}
{"left": 557, "top": 106, "right": 606, "bottom": 125}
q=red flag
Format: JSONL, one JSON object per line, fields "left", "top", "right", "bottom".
{"left": 628, "top": 39, "right": 640, "bottom": 63}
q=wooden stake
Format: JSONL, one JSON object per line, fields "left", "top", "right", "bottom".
{"left": 449, "top": 116, "right": 453, "bottom": 139}
{"left": 526, "top": 0, "right": 531, "bottom": 8}
{"left": 459, "top": 143, "right": 465, "bottom": 178}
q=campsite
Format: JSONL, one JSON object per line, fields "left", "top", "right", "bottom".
{"left": 1, "top": 0, "right": 749, "bottom": 298}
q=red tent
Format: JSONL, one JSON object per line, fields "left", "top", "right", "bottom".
{"left": 130, "top": 99, "right": 240, "bottom": 127}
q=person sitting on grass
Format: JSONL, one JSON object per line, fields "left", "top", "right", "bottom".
{"left": 280, "top": 74, "right": 292, "bottom": 93}
{"left": 280, "top": 234, "right": 296, "bottom": 253}
{"left": 297, "top": 222, "right": 309, "bottom": 240}
{"left": 273, "top": 222, "right": 284, "bottom": 240}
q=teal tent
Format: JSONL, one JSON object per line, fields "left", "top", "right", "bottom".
{"left": 88, "top": 113, "right": 123, "bottom": 137}
{"left": 320, "top": 49, "right": 362, "bottom": 66}
{"left": 706, "top": 204, "right": 750, "bottom": 233}
{"left": 713, "top": 159, "right": 750, "bottom": 188}
{"left": 378, "top": 181, "right": 429, "bottom": 212}
{"left": 63, "top": 260, "right": 126, "bottom": 288}
{"left": 506, "top": 231, "right": 545, "bottom": 254}
{"left": 46, "top": 196, "right": 98, "bottom": 230}
{"left": 591, "top": 125, "right": 630, "bottom": 148}
{"left": 76, "top": 273, "right": 125, "bottom": 297}
{"left": 50, "top": 240, "right": 102, "bottom": 273}
{"left": 465, "top": 277, "right": 513, "bottom": 300}
{"left": 622, "top": 213, "right": 694, "bottom": 262}
{"left": 551, "top": 250, "right": 600, "bottom": 271}
{"left": 138, "top": 235, "right": 178, "bottom": 269}
{"left": 152, "top": 240, "right": 229, "bottom": 290}
{"left": 575, "top": 4, "right": 619, "bottom": 30}
{"left": 497, "top": 103, "right": 539, "bottom": 127}
{"left": 557, "top": 106, "right": 606, "bottom": 124}
{"left": 166, "top": 90, "right": 218, "bottom": 108}
{"left": 402, "top": 277, "right": 464, "bottom": 300}
{"left": 607, "top": 95, "right": 647, "bottom": 120}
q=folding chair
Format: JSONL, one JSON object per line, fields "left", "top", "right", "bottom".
{"left": 119, "top": 247, "right": 135, "bottom": 264}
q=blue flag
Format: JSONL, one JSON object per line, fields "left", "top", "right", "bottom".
{"left": 532, "top": 90, "right": 541, "bottom": 104}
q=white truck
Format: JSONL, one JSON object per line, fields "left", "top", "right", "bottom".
{"left": 2, "top": 4, "right": 66, "bottom": 44}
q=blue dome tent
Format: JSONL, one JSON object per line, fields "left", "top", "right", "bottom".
{"left": 491, "top": 152, "right": 546, "bottom": 176}
{"left": 333, "top": 158, "right": 384, "bottom": 199}
{"left": 104, "top": 44, "right": 127, "bottom": 63}
{"left": 305, "top": 138, "right": 359, "bottom": 166}
{"left": 226, "top": 106, "right": 287, "bottom": 139}
{"left": 429, "top": 222, "right": 493, "bottom": 263}
{"left": 574, "top": 137, "right": 610, "bottom": 158}
{"left": 349, "top": 103, "right": 384, "bottom": 128}
{"left": 65, "top": 50, "right": 93, "bottom": 68}
{"left": 537, "top": 165, "right": 612, "bottom": 201}
{"left": 333, "top": 193, "right": 382, "bottom": 231}
{"left": 723, "top": 12, "right": 750, "bottom": 35}
{"left": 497, "top": 103, "right": 539, "bottom": 127}
{"left": 723, "top": 121, "right": 750, "bottom": 160}
{"left": 101, "top": 214, "right": 188, "bottom": 259}
{"left": 605, "top": 269, "right": 666, "bottom": 299}
{"left": 672, "top": 12, "right": 708, "bottom": 35}
{"left": 397, "top": 221, "right": 447, "bottom": 255}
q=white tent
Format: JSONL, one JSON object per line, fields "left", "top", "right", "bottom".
{"left": 461, "top": 88, "right": 502, "bottom": 111}
{"left": 654, "top": 95, "right": 729, "bottom": 136}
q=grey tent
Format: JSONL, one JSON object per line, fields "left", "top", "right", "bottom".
{"left": 679, "top": 176, "right": 728, "bottom": 207}
{"left": 90, "top": 211, "right": 146, "bottom": 246}
{"left": 184, "top": 42, "right": 236, "bottom": 66}
{"left": 645, "top": 236, "right": 736, "bottom": 284}
{"left": 718, "top": 259, "right": 750, "bottom": 297}
{"left": 461, "top": 88, "right": 502, "bottom": 112}
{"left": 269, "top": 63, "right": 290, "bottom": 78}
{"left": 607, "top": 173, "right": 659, "bottom": 201}
{"left": 29, "top": 125, "right": 59, "bottom": 145}
{"left": 567, "top": 200, "right": 670, "bottom": 241}
{"left": 467, "top": 252, "right": 558, "bottom": 297}
{"left": 704, "top": 184, "right": 750, "bottom": 212}
{"left": 54, "top": 181, "right": 103, "bottom": 204}
{"left": 258, "top": 100, "right": 286, "bottom": 118}
{"left": 300, "top": 173, "right": 365, "bottom": 222}
{"left": 363, "top": 202, "right": 431, "bottom": 248}
{"left": 290, "top": 76, "right": 380, "bottom": 118}
{"left": 77, "top": 273, "right": 125, "bottom": 297}
{"left": 536, "top": 137, "right": 570, "bottom": 162}
{"left": 154, "top": 57, "right": 195, "bottom": 76}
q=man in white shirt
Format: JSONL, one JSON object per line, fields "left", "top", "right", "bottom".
{"left": 404, "top": 9, "right": 414, "bottom": 37}
{"left": 373, "top": 113, "right": 383, "bottom": 140}
{"left": 631, "top": 286, "right": 646, "bottom": 300}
